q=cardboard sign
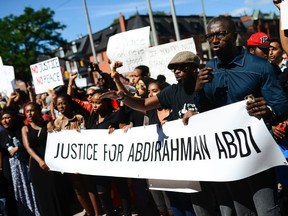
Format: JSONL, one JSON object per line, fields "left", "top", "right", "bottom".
{"left": 30, "top": 57, "right": 64, "bottom": 94}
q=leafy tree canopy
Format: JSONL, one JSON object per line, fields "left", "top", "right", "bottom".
{"left": 0, "top": 7, "right": 67, "bottom": 81}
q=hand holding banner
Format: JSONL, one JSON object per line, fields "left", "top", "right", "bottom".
{"left": 45, "top": 100, "right": 287, "bottom": 182}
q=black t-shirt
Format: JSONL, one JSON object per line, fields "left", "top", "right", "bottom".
{"left": 157, "top": 83, "right": 198, "bottom": 120}
{"left": 87, "top": 110, "right": 123, "bottom": 129}
{"left": 119, "top": 105, "right": 145, "bottom": 127}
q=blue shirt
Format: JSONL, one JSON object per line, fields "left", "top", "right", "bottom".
{"left": 196, "top": 49, "right": 288, "bottom": 119}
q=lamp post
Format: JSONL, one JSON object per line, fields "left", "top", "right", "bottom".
{"left": 146, "top": 0, "right": 159, "bottom": 46}
{"left": 82, "top": 0, "right": 98, "bottom": 63}
{"left": 170, "top": 0, "right": 181, "bottom": 41}
{"left": 200, "top": 0, "right": 212, "bottom": 59}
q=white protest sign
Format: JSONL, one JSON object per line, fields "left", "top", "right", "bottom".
{"left": 106, "top": 26, "right": 151, "bottom": 73}
{"left": 281, "top": 0, "right": 288, "bottom": 30}
{"left": 75, "top": 77, "right": 87, "bottom": 88}
{"left": 0, "top": 57, "right": 15, "bottom": 97}
{"left": 30, "top": 57, "right": 64, "bottom": 94}
{"left": 46, "top": 100, "right": 287, "bottom": 185}
{"left": 143, "top": 37, "right": 197, "bottom": 84}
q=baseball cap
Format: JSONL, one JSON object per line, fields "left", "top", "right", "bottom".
{"left": 247, "top": 32, "right": 271, "bottom": 48}
{"left": 168, "top": 51, "right": 200, "bottom": 69}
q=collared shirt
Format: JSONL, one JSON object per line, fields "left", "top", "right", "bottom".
{"left": 195, "top": 49, "right": 288, "bottom": 118}
{"left": 54, "top": 114, "right": 85, "bottom": 130}
{"left": 279, "top": 59, "right": 287, "bottom": 72}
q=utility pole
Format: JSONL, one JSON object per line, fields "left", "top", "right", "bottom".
{"left": 200, "top": 0, "right": 212, "bottom": 59}
{"left": 82, "top": 0, "right": 98, "bottom": 63}
{"left": 170, "top": 0, "right": 181, "bottom": 41}
{"left": 146, "top": 0, "right": 159, "bottom": 46}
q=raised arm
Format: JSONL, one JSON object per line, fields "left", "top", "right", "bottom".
{"left": 27, "top": 83, "right": 36, "bottom": 102}
{"left": 110, "top": 61, "right": 133, "bottom": 96}
{"left": 101, "top": 90, "right": 160, "bottom": 112}
{"left": 67, "top": 72, "right": 78, "bottom": 97}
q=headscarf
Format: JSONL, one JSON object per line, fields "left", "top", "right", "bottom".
{"left": 137, "top": 77, "right": 155, "bottom": 98}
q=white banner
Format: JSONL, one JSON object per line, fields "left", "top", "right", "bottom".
{"left": 30, "top": 57, "right": 64, "bottom": 94}
{"left": 45, "top": 101, "right": 287, "bottom": 183}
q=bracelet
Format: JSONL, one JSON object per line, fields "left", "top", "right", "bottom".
{"left": 266, "top": 105, "right": 275, "bottom": 120}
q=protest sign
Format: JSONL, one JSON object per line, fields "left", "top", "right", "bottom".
{"left": 0, "top": 56, "right": 15, "bottom": 97}
{"left": 281, "top": 0, "right": 288, "bottom": 30}
{"left": 143, "top": 37, "right": 197, "bottom": 84}
{"left": 30, "top": 57, "right": 64, "bottom": 94}
{"left": 45, "top": 100, "right": 287, "bottom": 184}
{"left": 107, "top": 29, "right": 197, "bottom": 84}
{"left": 106, "top": 26, "right": 151, "bottom": 73}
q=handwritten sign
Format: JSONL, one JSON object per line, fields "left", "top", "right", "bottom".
{"left": 0, "top": 57, "right": 15, "bottom": 97}
{"left": 106, "top": 26, "right": 151, "bottom": 73}
{"left": 30, "top": 57, "right": 64, "bottom": 94}
{"left": 143, "top": 38, "right": 197, "bottom": 84}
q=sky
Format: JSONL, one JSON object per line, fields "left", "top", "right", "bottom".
{"left": 0, "top": 0, "right": 279, "bottom": 42}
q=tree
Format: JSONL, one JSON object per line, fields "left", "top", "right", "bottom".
{"left": 0, "top": 7, "right": 67, "bottom": 81}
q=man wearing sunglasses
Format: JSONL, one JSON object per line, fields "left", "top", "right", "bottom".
{"left": 194, "top": 15, "right": 288, "bottom": 216}
{"left": 101, "top": 51, "right": 206, "bottom": 215}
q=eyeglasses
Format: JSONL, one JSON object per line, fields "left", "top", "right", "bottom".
{"left": 205, "top": 31, "right": 230, "bottom": 42}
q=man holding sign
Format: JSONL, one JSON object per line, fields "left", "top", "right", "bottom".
{"left": 195, "top": 15, "right": 288, "bottom": 216}
{"left": 102, "top": 51, "right": 211, "bottom": 215}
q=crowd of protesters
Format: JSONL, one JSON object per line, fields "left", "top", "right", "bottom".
{"left": 1, "top": 3, "right": 288, "bottom": 215}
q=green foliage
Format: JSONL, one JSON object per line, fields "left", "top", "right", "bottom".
{"left": 110, "top": 18, "right": 120, "bottom": 26}
{"left": 152, "top": 11, "right": 168, "bottom": 16}
{"left": 0, "top": 7, "right": 67, "bottom": 81}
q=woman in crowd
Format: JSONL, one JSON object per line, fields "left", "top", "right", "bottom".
{"left": 87, "top": 89, "right": 132, "bottom": 216}
{"left": 22, "top": 102, "right": 71, "bottom": 216}
{"left": 0, "top": 109, "right": 39, "bottom": 216}
{"left": 48, "top": 93, "right": 101, "bottom": 216}
{"left": 146, "top": 79, "right": 174, "bottom": 216}
{"left": 110, "top": 63, "right": 160, "bottom": 215}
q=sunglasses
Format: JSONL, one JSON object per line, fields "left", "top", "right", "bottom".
{"left": 171, "top": 64, "right": 190, "bottom": 73}
{"left": 86, "top": 93, "right": 94, "bottom": 97}
{"left": 205, "top": 31, "right": 230, "bottom": 42}
{"left": 257, "top": 47, "right": 270, "bottom": 54}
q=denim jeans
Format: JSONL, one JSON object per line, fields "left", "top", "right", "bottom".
{"left": 227, "top": 168, "right": 280, "bottom": 216}
{"left": 192, "top": 182, "right": 235, "bottom": 216}
{"left": 0, "top": 198, "right": 7, "bottom": 216}
{"left": 166, "top": 191, "right": 196, "bottom": 216}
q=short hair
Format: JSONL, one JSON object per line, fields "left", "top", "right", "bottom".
{"left": 53, "top": 85, "right": 67, "bottom": 95}
{"left": 207, "top": 15, "right": 236, "bottom": 34}
{"left": 135, "top": 65, "right": 150, "bottom": 77}
{"left": 56, "top": 94, "right": 73, "bottom": 107}
{"left": 270, "top": 38, "right": 283, "bottom": 51}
